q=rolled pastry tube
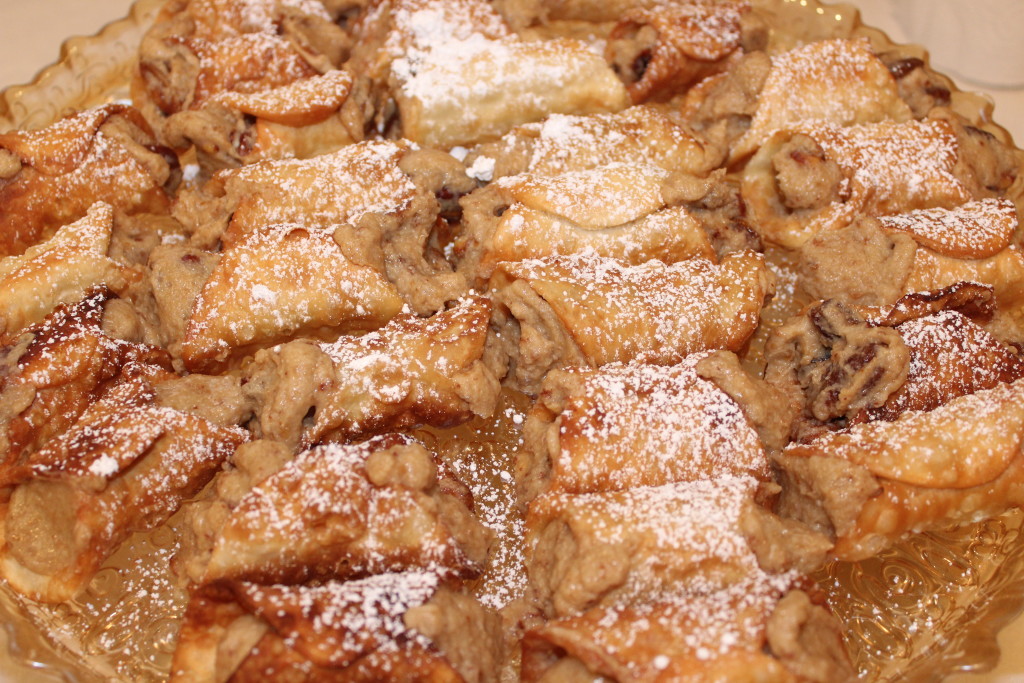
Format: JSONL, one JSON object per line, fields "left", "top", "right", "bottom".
{"left": 458, "top": 163, "right": 716, "bottom": 284}
{"left": 393, "top": 36, "right": 629, "bottom": 148}
{"left": 0, "top": 290, "right": 173, "bottom": 477}
{"left": 800, "top": 200, "right": 1024, "bottom": 341}
{"left": 0, "top": 204, "right": 139, "bottom": 339}
{"left": 201, "top": 434, "right": 491, "bottom": 584}
{"left": 857, "top": 308, "right": 1024, "bottom": 424}
{"left": 521, "top": 587, "right": 852, "bottom": 683}
{"left": 526, "top": 477, "right": 768, "bottom": 617}
{"left": 893, "top": 201, "right": 1024, "bottom": 342}
{"left": 0, "top": 363, "right": 248, "bottom": 602}
{"left": 171, "top": 572, "right": 505, "bottom": 683}
{"left": 348, "top": 0, "right": 513, "bottom": 85}
{"left": 132, "top": 0, "right": 348, "bottom": 150}
{"left": 175, "top": 141, "right": 469, "bottom": 314}
{"left": 462, "top": 106, "right": 717, "bottom": 181}
{"left": 776, "top": 377, "right": 1024, "bottom": 560}
{"left": 707, "top": 39, "right": 913, "bottom": 161}
{"left": 243, "top": 296, "right": 501, "bottom": 451}
{"left": 605, "top": 0, "right": 749, "bottom": 103}
{"left": 174, "top": 140, "right": 421, "bottom": 247}
{"left": 490, "top": 251, "right": 773, "bottom": 393}
{"left": 180, "top": 223, "right": 405, "bottom": 373}
{"left": 0, "top": 105, "right": 172, "bottom": 257}
{"left": 161, "top": 69, "right": 362, "bottom": 172}
{"left": 517, "top": 357, "right": 771, "bottom": 503}
{"left": 742, "top": 118, "right": 987, "bottom": 249}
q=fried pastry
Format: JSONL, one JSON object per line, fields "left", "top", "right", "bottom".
{"left": 517, "top": 357, "right": 771, "bottom": 503}
{"left": 741, "top": 115, "right": 1014, "bottom": 249}
{"left": 165, "top": 69, "right": 361, "bottom": 171}
{"left": 174, "top": 140, "right": 421, "bottom": 246}
{"left": 0, "top": 363, "right": 247, "bottom": 602}
{"left": 243, "top": 296, "right": 501, "bottom": 450}
{"left": 133, "top": 0, "right": 350, "bottom": 169}
{"left": 521, "top": 586, "right": 852, "bottom": 683}
{"left": 685, "top": 39, "right": 911, "bottom": 161}
{"left": 180, "top": 223, "right": 404, "bottom": 371}
{"left": 0, "top": 105, "right": 172, "bottom": 257}
{"left": 171, "top": 572, "right": 504, "bottom": 683}
{"left": 605, "top": 0, "right": 749, "bottom": 103}
{"left": 462, "top": 106, "right": 717, "bottom": 181}
{"left": 393, "top": 36, "right": 629, "bottom": 148}
{"left": 524, "top": 476, "right": 827, "bottom": 618}
{"left": 200, "top": 434, "right": 491, "bottom": 584}
{"left": 797, "top": 199, "right": 1024, "bottom": 340}
{"left": 0, "top": 290, "right": 172, "bottom": 474}
{"left": 0, "top": 203, "right": 139, "bottom": 338}
{"left": 490, "top": 251, "right": 773, "bottom": 392}
{"left": 457, "top": 164, "right": 715, "bottom": 284}
{"left": 776, "top": 377, "right": 1024, "bottom": 560}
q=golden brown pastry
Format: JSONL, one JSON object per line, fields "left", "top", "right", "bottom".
{"left": 0, "top": 203, "right": 139, "bottom": 338}
{"left": 175, "top": 140, "right": 467, "bottom": 315}
{"left": 462, "top": 106, "right": 716, "bottom": 181}
{"left": 605, "top": 0, "right": 749, "bottom": 103}
{"left": 741, "top": 116, "right": 1009, "bottom": 249}
{"left": 517, "top": 357, "right": 771, "bottom": 503}
{"left": 0, "top": 362, "right": 247, "bottom": 602}
{"left": 180, "top": 223, "right": 405, "bottom": 372}
{"left": 0, "top": 290, "right": 173, "bottom": 475}
{"left": 174, "top": 140, "right": 420, "bottom": 246}
{"left": 684, "top": 39, "right": 912, "bottom": 161}
{"left": 457, "top": 163, "right": 715, "bottom": 284}
{"left": 776, "top": 378, "right": 1024, "bottom": 560}
{"left": 526, "top": 476, "right": 777, "bottom": 617}
{"left": 521, "top": 587, "right": 852, "bottom": 683}
{"left": 171, "top": 572, "right": 504, "bottom": 683}
{"left": 0, "top": 105, "right": 172, "bottom": 257}
{"left": 200, "top": 434, "right": 491, "bottom": 584}
{"left": 490, "top": 251, "right": 773, "bottom": 392}
{"left": 243, "top": 296, "right": 501, "bottom": 450}
{"left": 167, "top": 70, "right": 361, "bottom": 171}
{"left": 133, "top": 0, "right": 351, "bottom": 169}
{"left": 797, "top": 199, "right": 1024, "bottom": 340}
{"left": 393, "top": 37, "right": 629, "bottom": 148}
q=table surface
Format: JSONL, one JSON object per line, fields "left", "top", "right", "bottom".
{"left": 0, "top": 1, "right": 1023, "bottom": 681}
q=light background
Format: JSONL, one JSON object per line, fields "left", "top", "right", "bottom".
{"left": 0, "top": 0, "right": 1022, "bottom": 681}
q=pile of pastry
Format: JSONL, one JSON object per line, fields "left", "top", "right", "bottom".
{"left": 0, "top": 0, "right": 1021, "bottom": 680}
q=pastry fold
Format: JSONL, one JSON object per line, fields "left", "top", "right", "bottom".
{"left": 180, "top": 223, "right": 404, "bottom": 372}
{"left": 741, "top": 118, "right": 977, "bottom": 249}
{"left": 175, "top": 140, "right": 420, "bottom": 247}
{"left": 171, "top": 572, "right": 504, "bottom": 683}
{"left": 458, "top": 164, "right": 715, "bottom": 283}
{"left": 517, "top": 358, "right": 771, "bottom": 503}
{"left": 0, "top": 203, "right": 139, "bottom": 338}
{"left": 0, "top": 290, "right": 173, "bottom": 474}
{"left": 243, "top": 296, "right": 501, "bottom": 450}
{"left": 464, "top": 106, "right": 715, "bottom": 181}
{"left": 521, "top": 588, "right": 852, "bottom": 683}
{"left": 201, "top": 434, "right": 491, "bottom": 584}
{"left": 727, "top": 39, "right": 911, "bottom": 159}
{"left": 133, "top": 0, "right": 350, "bottom": 169}
{"left": 0, "top": 363, "right": 247, "bottom": 602}
{"left": 490, "top": 251, "right": 772, "bottom": 392}
{"left": 605, "top": 0, "right": 748, "bottom": 103}
{"left": 393, "top": 36, "right": 629, "bottom": 148}
{"left": 525, "top": 477, "right": 766, "bottom": 617}
{"left": 0, "top": 105, "right": 171, "bottom": 256}
{"left": 776, "top": 378, "right": 1024, "bottom": 560}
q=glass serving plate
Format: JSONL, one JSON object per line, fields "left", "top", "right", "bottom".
{"left": 1, "top": 1, "right": 1024, "bottom": 681}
